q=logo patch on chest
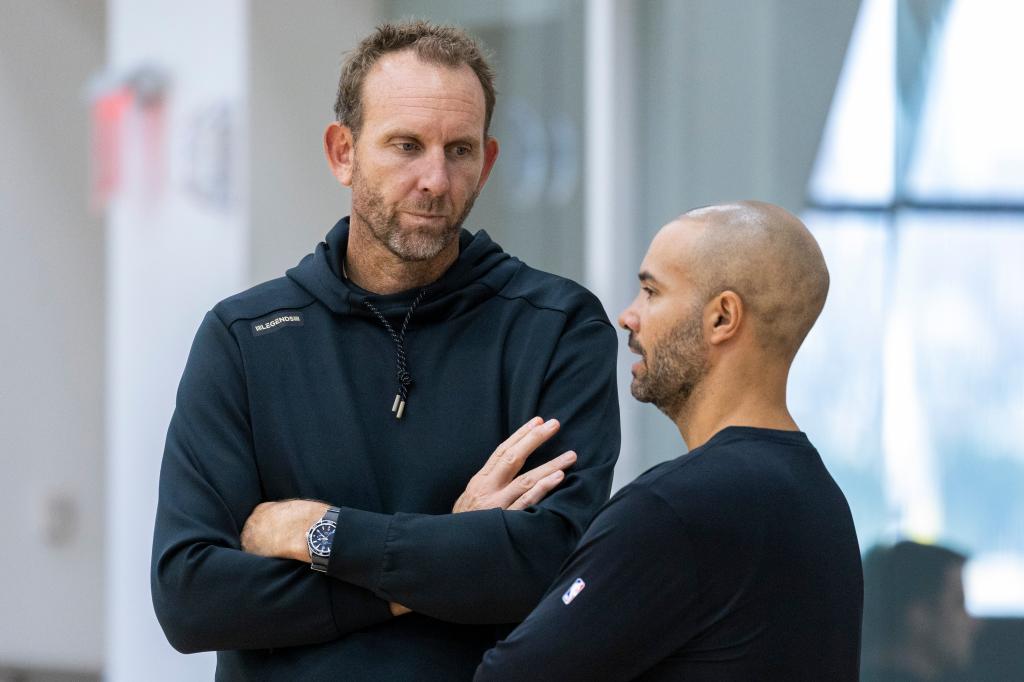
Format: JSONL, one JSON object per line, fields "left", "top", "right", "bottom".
{"left": 251, "top": 311, "right": 304, "bottom": 336}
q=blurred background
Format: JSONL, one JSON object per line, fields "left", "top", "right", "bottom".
{"left": 1, "top": 0, "right": 1021, "bottom": 680}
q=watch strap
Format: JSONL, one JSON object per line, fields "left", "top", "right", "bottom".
{"left": 309, "top": 506, "right": 340, "bottom": 573}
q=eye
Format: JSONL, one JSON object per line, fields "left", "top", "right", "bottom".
{"left": 396, "top": 141, "right": 420, "bottom": 153}
{"left": 642, "top": 286, "right": 655, "bottom": 298}
{"left": 450, "top": 145, "right": 472, "bottom": 158}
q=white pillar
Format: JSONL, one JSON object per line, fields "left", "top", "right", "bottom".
{"left": 585, "top": 0, "right": 641, "bottom": 488}
{"left": 105, "top": 1, "right": 248, "bottom": 679}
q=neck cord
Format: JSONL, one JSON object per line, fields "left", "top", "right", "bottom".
{"left": 361, "top": 287, "right": 429, "bottom": 419}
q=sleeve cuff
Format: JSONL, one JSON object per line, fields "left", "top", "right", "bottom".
{"left": 327, "top": 506, "right": 393, "bottom": 593}
{"left": 327, "top": 578, "right": 393, "bottom": 634}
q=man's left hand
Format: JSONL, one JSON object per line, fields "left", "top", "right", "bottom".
{"left": 240, "top": 499, "right": 328, "bottom": 562}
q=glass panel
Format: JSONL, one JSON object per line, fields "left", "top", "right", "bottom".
{"left": 906, "top": 1, "right": 1024, "bottom": 203}
{"left": 798, "top": 210, "right": 1024, "bottom": 616}
{"left": 893, "top": 211, "right": 1024, "bottom": 614}
{"left": 793, "top": 210, "right": 890, "bottom": 545}
{"left": 804, "top": 0, "right": 1024, "bottom": 616}
{"left": 808, "top": 0, "right": 895, "bottom": 206}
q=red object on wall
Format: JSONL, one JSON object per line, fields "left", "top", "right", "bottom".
{"left": 91, "top": 86, "right": 133, "bottom": 209}
{"left": 89, "top": 66, "right": 169, "bottom": 211}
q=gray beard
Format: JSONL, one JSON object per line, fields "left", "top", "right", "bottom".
{"left": 630, "top": 309, "right": 709, "bottom": 419}
{"left": 351, "top": 164, "right": 478, "bottom": 262}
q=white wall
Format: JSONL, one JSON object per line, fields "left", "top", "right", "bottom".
{"left": 248, "top": 1, "right": 378, "bottom": 284}
{"left": 0, "top": 1, "right": 106, "bottom": 674}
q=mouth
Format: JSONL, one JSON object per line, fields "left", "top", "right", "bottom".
{"left": 627, "top": 335, "right": 644, "bottom": 357}
{"left": 403, "top": 211, "right": 448, "bottom": 221}
{"left": 627, "top": 338, "right": 645, "bottom": 374}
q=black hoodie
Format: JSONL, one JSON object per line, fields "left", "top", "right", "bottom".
{"left": 151, "top": 218, "right": 620, "bottom": 681}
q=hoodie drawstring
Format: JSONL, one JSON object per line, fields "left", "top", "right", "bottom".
{"left": 362, "top": 287, "right": 429, "bottom": 419}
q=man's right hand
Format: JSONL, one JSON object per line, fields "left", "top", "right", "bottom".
{"left": 391, "top": 418, "right": 577, "bottom": 618}
{"left": 453, "top": 417, "right": 577, "bottom": 513}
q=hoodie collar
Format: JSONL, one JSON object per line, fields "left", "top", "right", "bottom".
{"left": 287, "top": 216, "right": 517, "bottom": 323}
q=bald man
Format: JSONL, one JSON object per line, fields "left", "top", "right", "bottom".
{"left": 475, "top": 201, "right": 863, "bottom": 681}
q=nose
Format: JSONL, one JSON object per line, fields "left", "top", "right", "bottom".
{"left": 418, "top": 149, "right": 450, "bottom": 197}
{"left": 618, "top": 304, "right": 638, "bottom": 333}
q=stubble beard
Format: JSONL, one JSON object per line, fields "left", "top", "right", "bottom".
{"left": 630, "top": 308, "right": 710, "bottom": 420}
{"left": 351, "top": 162, "right": 479, "bottom": 262}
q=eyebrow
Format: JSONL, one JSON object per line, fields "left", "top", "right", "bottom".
{"left": 382, "top": 129, "right": 421, "bottom": 141}
{"left": 638, "top": 270, "right": 660, "bottom": 285}
{"left": 383, "top": 129, "right": 479, "bottom": 148}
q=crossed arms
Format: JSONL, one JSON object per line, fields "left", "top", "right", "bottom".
{"left": 239, "top": 418, "right": 580, "bottom": 616}
{"left": 151, "top": 311, "right": 619, "bottom": 653}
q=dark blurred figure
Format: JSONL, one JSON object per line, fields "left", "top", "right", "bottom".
{"left": 861, "top": 541, "right": 980, "bottom": 682}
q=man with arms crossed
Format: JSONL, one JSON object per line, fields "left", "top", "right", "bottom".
{"left": 151, "top": 22, "right": 619, "bottom": 680}
{"left": 476, "top": 201, "right": 863, "bottom": 680}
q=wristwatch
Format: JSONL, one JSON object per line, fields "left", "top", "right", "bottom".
{"left": 307, "top": 506, "right": 340, "bottom": 573}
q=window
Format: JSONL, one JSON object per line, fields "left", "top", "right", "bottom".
{"left": 800, "top": 0, "right": 1024, "bottom": 615}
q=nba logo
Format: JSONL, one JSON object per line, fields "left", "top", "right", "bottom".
{"left": 561, "top": 578, "right": 586, "bottom": 605}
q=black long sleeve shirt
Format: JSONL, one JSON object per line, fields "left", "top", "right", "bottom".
{"left": 476, "top": 427, "right": 863, "bottom": 681}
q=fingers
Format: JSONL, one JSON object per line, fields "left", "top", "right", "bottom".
{"left": 477, "top": 417, "right": 544, "bottom": 477}
{"left": 508, "top": 468, "right": 569, "bottom": 511}
{"left": 461, "top": 418, "right": 569, "bottom": 514}
{"left": 490, "top": 418, "right": 562, "bottom": 482}
{"left": 500, "top": 450, "right": 577, "bottom": 510}
{"left": 525, "top": 450, "right": 577, "bottom": 482}
{"left": 508, "top": 471, "right": 564, "bottom": 511}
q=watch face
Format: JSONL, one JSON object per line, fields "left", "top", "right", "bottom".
{"left": 308, "top": 519, "right": 336, "bottom": 558}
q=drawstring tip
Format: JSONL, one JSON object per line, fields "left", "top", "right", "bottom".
{"left": 392, "top": 394, "right": 401, "bottom": 413}
{"left": 395, "top": 399, "right": 406, "bottom": 419}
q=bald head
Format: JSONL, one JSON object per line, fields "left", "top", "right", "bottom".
{"left": 671, "top": 200, "right": 829, "bottom": 361}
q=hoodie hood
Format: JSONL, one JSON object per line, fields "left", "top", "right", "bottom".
{"left": 287, "top": 217, "right": 518, "bottom": 323}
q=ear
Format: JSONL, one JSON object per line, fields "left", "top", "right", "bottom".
{"left": 706, "top": 290, "right": 743, "bottom": 346}
{"left": 324, "top": 121, "right": 356, "bottom": 187}
{"left": 476, "top": 136, "right": 500, "bottom": 191}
